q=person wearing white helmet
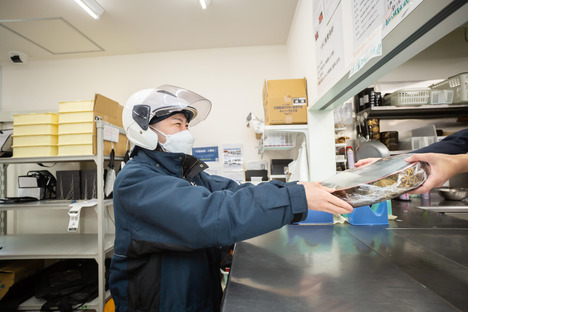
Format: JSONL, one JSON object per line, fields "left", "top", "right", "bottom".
{"left": 110, "top": 85, "right": 353, "bottom": 312}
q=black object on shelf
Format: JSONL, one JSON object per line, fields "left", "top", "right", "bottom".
{"left": 81, "top": 170, "right": 98, "bottom": 199}
{"left": 244, "top": 170, "right": 268, "bottom": 182}
{"left": 358, "top": 105, "right": 468, "bottom": 120}
{"left": 271, "top": 159, "right": 293, "bottom": 175}
{"left": 56, "top": 170, "right": 81, "bottom": 200}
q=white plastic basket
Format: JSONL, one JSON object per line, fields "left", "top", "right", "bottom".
{"left": 384, "top": 88, "right": 430, "bottom": 106}
{"left": 429, "top": 72, "right": 467, "bottom": 104}
{"left": 430, "top": 89, "right": 454, "bottom": 104}
{"left": 262, "top": 132, "right": 296, "bottom": 150}
{"left": 411, "top": 136, "right": 437, "bottom": 150}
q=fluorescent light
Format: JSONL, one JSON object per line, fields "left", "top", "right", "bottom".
{"left": 200, "top": 0, "right": 212, "bottom": 10}
{"left": 74, "top": 0, "right": 104, "bottom": 19}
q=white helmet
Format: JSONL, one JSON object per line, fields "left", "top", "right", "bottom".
{"left": 122, "top": 85, "right": 211, "bottom": 150}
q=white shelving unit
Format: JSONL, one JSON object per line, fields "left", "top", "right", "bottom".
{"left": 260, "top": 125, "right": 309, "bottom": 181}
{"left": 334, "top": 127, "right": 348, "bottom": 172}
{"left": 0, "top": 120, "right": 124, "bottom": 312}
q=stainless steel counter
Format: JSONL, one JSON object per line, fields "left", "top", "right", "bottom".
{"left": 221, "top": 196, "right": 468, "bottom": 311}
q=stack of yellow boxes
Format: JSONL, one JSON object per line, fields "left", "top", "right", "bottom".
{"left": 57, "top": 100, "right": 96, "bottom": 156}
{"left": 12, "top": 113, "right": 59, "bottom": 157}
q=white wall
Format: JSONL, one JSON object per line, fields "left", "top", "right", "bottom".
{"left": 2, "top": 45, "right": 292, "bottom": 165}
{"left": 287, "top": 0, "right": 338, "bottom": 181}
{"left": 1, "top": 45, "right": 295, "bottom": 233}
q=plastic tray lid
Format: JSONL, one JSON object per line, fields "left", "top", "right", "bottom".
{"left": 321, "top": 154, "right": 415, "bottom": 190}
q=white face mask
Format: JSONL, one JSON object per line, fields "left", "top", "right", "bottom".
{"left": 150, "top": 127, "right": 195, "bottom": 155}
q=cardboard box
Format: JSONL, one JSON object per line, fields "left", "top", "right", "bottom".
{"left": 58, "top": 94, "right": 129, "bottom": 156}
{"left": 92, "top": 93, "right": 123, "bottom": 128}
{"left": 0, "top": 260, "right": 44, "bottom": 300}
{"left": 262, "top": 78, "right": 308, "bottom": 125}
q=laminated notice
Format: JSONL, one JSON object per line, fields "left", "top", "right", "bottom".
{"left": 67, "top": 199, "right": 98, "bottom": 232}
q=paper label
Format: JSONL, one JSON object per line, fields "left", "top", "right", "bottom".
{"left": 103, "top": 125, "right": 119, "bottom": 143}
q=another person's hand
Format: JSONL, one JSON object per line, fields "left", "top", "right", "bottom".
{"left": 405, "top": 153, "right": 468, "bottom": 194}
{"left": 354, "top": 157, "right": 380, "bottom": 168}
{"left": 299, "top": 182, "right": 353, "bottom": 214}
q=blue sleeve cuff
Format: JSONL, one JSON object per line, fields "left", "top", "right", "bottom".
{"left": 286, "top": 182, "right": 308, "bottom": 222}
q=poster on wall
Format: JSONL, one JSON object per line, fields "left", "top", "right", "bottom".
{"left": 193, "top": 146, "right": 220, "bottom": 175}
{"left": 349, "top": 0, "right": 423, "bottom": 77}
{"left": 222, "top": 144, "right": 243, "bottom": 183}
{"left": 349, "top": 0, "right": 384, "bottom": 77}
{"left": 313, "top": 0, "right": 425, "bottom": 98}
{"left": 382, "top": 0, "right": 423, "bottom": 39}
{"left": 192, "top": 146, "right": 219, "bottom": 162}
{"left": 313, "top": 0, "right": 346, "bottom": 98}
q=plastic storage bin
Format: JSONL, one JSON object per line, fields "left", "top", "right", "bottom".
{"left": 12, "top": 145, "right": 58, "bottom": 157}
{"left": 12, "top": 135, "right": 58, "bottom": 146}
{"left": 57, "top": 144, "right": 93, "bottom": 156}
{"left": 58, "top": 133, "right": 93, "bottom": 145}
{"left": 58, "top": 111, "right": 95, "bottom": 123}
{"left": 58, "top": 122, "right": 94, "bottom": 134}
{"left": 13, "top": 124, "right": 58, "bottom": 136}
{"left": 59, "top": 100, "right": 94, "bottom": 113}
{"left": 383, "top": 88, "right": 430, "bottom": 106}
{"left": 13, "top": 113, "right": 58, "bottom": 125}
{"left": 297, "top": 210, "right": 334, "bottom": 224}
{"left": 348, "top": 201, "right": 390, "bottom": 225}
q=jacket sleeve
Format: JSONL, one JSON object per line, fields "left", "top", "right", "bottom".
{"left": 116, "top": 170, "right": 307, "bottom": 250}
{"left": 413, "top": 128, "right": 468, "bottom": 155}
{"left": 198, "top": 171, "right": 288, "bottom": 193}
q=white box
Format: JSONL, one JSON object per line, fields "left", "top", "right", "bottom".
{"left": 17, "top": 187, "right": 45, "bottom": 199}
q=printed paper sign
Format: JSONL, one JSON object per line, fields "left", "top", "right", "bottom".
{"left": 192, "top": 146, "right": 219, "bottom": 162}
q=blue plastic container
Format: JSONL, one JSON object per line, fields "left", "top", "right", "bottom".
{"left": 298, "top": 210, "right": 334, "bottom": 224}
{"left": 348, "top": 200, "right": 390, "bottom": 225}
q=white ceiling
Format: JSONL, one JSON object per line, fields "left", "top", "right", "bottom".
{"left": 0, "top": 0, "right": 299, "bottom": 63}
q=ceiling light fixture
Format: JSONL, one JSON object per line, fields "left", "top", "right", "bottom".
{"left": 200, "top": 0, "right": 212, "bottom": 10}
{"left": 74, "top": 0, "right": 104, "bottom": 20}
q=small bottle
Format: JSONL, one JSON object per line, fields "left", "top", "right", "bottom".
{"left": 346, "top": 146, "right": 355, "bottom": 169}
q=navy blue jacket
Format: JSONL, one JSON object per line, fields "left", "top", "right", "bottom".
{"left": 110, "top": 147, "right": 308, "bottom": 312}
{"left": 414, "top": 129, "right": 468, "bottom": 154}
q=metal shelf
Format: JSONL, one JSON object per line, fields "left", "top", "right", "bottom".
{"left": 18, "top": 289, "right": 111, "bottom": 311}
{"left": 263, "top": 124, "right": 308, "bottom": 132}
{"left": 0, "top": 199, "right": 113, "bottom": 211}
{"left": 0, "top": 234, "right": 115, "bottom": 260}
{"left": 0, "top": 120, "right": 121, "bottom": 312}
{"left": 0, "top": 155, "right": 123, "bottom": 164}
{"left": 357, "top": 104, "right": 467, "bottom": 120}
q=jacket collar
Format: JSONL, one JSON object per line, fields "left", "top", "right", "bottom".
{"left": 131, "top": 146, "right": 207, "bottom": 181}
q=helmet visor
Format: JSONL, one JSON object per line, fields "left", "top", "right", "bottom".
{"left": 142, "top": 85, "right": 211, "bottom": 127}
